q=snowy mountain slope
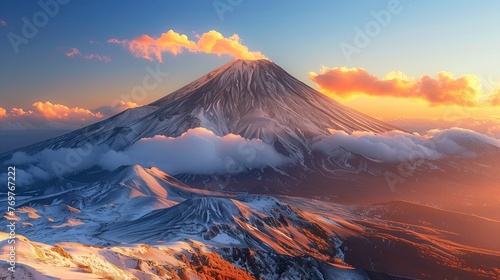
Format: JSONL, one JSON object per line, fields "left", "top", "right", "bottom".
{"left": 1, "top": 59, "right": 397, "bottom": 161}
{"left": 149, "top": 59, "right": 397, "bottom": 137}
{"left": 6, "top": 165, "right": 232, "bottom": 245}
{"left": 7, "top": 185, "right": 500, "bottom": 279}
{"left": 19, "top": 165, "right": 221, "bottom": 210}
{"left": 0, "top": 232, "right": 387, "bottom": 280}
{"left": 2, "top": 161, "right": 500, "bottom": 279}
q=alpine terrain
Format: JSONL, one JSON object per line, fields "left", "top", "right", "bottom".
{"left": 1, "top": 59, "right": 500, "bottom": 279}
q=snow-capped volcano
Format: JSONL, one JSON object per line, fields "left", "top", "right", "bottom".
{"left": 3, "top": 59, "right": 397, "bottom": 160}
{"left": 149, "top": 59, "right": 396, "bottom": 136}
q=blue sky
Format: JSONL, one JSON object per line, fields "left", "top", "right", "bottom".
{"left": 1, "top": 0, "right": 500, "bottom": 114}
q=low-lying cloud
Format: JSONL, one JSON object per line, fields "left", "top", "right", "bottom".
{"left": 2, "top": 145, "right": 108, "bottom": 185}
{"left": 108, "top": 29, "right": 267, "bottom": 62}
{"left": 3, "top": 126, "right": 499, "bottom": 186}
{"left": 99, "top": 128, "right": 289, "bottom": 174}
{"left": 382, "top": 116, "right": 500, "bottom": 139}
{"left": 309, "top": 67, "right": 497, "bottom": 107}
{"left": 2, "top": 128, "right": 290, "bottom": 185}
{"left": 312, "top": 128, "right": 500, "bottom": 163}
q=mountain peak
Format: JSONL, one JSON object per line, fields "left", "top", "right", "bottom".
{"left": 143, "top": 59, "right": 397, "bottom": 160}
{"left": 7, "top": 59, "right": 397, "bottom": 158}
{"left": 232, "top": 58, "right": 272, "bottom": 63}
{"left": 229, "top": 58, "right": 273, "bottom": 65}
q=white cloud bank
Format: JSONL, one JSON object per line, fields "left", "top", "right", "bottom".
{"left": 3, "top": 127, "right": 499, "bottom": 186}
{"left": 312, "top": 128, "right": 500, "bottom": 163}
{"left": 98, "top": 127, "right": 290, "bottom": 174}
{"left": 2, "top": 128, "right": 290, "bottom": 186}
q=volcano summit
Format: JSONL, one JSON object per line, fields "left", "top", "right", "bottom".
{"left": 6, "top": 59, "right": 397, "bottom": 158}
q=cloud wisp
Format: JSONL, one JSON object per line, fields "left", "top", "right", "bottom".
{"left": 108, "top": 29, "right": 267, "bottom": 62}
{"left": 65, "top": 47, "right": 111, "bottom": 62}
{"left": 309, "top": 67, "right": 499, "bottom": 107}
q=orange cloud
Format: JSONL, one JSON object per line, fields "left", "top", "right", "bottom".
{"left": 196, "top": 31, "right": 266, "bottom": 60}
{"left": 10, "top": 108, "right": 32, "bottom": 116}
{"left": 65, "top": 47, "right": 80, "bottom": 57}
{"left": 4, "top": 102, "right": 101, "bottom": 120}
{"left": 310, "top": 67, "right": 484, "bottom": 107}
{"left": 108, "top": 29, "right": 266, "bottom": 62}
{"left": 0, "top": 102, "right": 106, "bottom": 130}
{"left": 115, "top": 101, "right": 139, "bottom": 110}
{"left": 108, "top": 31, "right": 197, "bottom": 62}
{"left": 65, "top": 47, "right": 111, "bottom": 62}
{"left": 0, "top": 101, "right": 146, "bottom": 131}
{"left": 31, "top": 101, "right": 103, "bottom": 120}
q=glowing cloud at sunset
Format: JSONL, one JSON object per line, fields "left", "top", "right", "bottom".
{"left": 195, "top": 31, "right": 266, "bottom": 60}
{"left": 309, "top": 67, "right": 490, "bottom": 107}
{"left": 0, "top": 102, "right": 103, "bottom": 130}
{"left": 10, "top": 108, "right": 32, "bottom": 116}
{"left": 108, "top": 29, "right": 267, "bottom": 62}
{"left": 0, "top": 101, "right": 144, "bottom": 130}
{"left": 31, "top": 101, "right": 103, "bottom": 120}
